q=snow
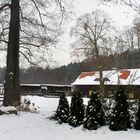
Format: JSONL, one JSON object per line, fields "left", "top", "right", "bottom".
{"left": 72, "top": 68, "right": 140, "bottom": 86}
{"left": 21, "top": 84, "right": 71, "bottom": 87}
{"left": 0, "top": 96, "right": 140, "bottom": 140}
{"left": 0, "top": 106, "right": 17, "bottom": 112}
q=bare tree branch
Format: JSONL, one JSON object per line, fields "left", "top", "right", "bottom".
{"left": 102, "top": 0, "right": 140, "bottom": 14}
{"left": 0, "top": 4, "right": 11, "bottom": 11}
{"left": 30, "top": 0, "right": 45, "bottom": 27}
{"left": 71, "top": 10, "right": 112, "bottom": 64}
{"left": 19, "top": 50, "right": 36, "bottom": 66}
{"left": 0, "top": 39, "right": 8, "bottom": 44}
{"left": 0, "top": 0, "right": 71, "bottom": 67}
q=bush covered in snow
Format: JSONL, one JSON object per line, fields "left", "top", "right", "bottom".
{"left": 55, "top": 94, "right": 69, "bottom": 124}
{"left": 52, "top": 88, "right": 140, "bottom": 131}
{"left": 68, "top": 91, "right": 85, "bottom": 127}
{"left": 109, "top": 87, "right": 131, "bottom": 131}
{"left": 0, "top": 106, "right": 18, "bottom": 115}
{"left": 84, "top": 90, "right": 105, "bottom": 130}
{"left": 102, "top": 97, "right": 115, "bottom": 125}
{"left": 128, "top": 99, "right": 138, "bottom": 128}
{"left": 134, "top": 100, "right": 140, "bottom": 130}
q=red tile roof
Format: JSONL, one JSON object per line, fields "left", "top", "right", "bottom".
{"left": 119, "top": 70, "right": 131, "bottom": 80}
{"left": 79, "top": 72, "right": 96, "bottom": 79}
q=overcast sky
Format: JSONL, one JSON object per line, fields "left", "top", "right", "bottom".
{"left": 52, "top": 0, "right": 138, "bottom": 68}
{"left": 0, "top": 0, "right": 138, "bottom": 68}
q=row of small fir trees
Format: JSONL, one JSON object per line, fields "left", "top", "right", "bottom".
{"left": 54, "top": 88, "right": 140, "bottom": 131}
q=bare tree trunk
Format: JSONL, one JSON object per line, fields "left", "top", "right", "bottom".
{"left": 137, "top": 33, "right": 140, "bottom": 50}
{"left": 3, "top": 0, "right": 20, "bottom": 106}
{"left": 94, "top": 41, "right": 105, "bottom": 96}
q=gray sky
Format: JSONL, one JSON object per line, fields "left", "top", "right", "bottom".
{"left": 0, "top": 0, "right": 138, "bottom": 68}
{"left": 52, "top": 0, "right": 138, "bottom": 68}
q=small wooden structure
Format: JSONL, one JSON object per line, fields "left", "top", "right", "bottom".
{"left": 72, "top": 68, "right": 140, "bottom": 99}
{"left": 20, "top": 84, "right": 71, "bottom": 96}
{"left": 20, "top": 84, "right": 43, "bottom": 96}
{"left": 41, "top": 84, "right": 72, "bottom": 96}
{"left": 0, "top": 84, "right": 72, "bottom": 97}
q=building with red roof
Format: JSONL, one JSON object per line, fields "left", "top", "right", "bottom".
{"left": 72, "top": 68, "right": 140, "bottom": 99}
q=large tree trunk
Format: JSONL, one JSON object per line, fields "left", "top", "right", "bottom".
{"left": 3, "top": 0, "right": 20, "bottom": 106}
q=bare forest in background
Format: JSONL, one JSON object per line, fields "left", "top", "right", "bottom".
{"left": 0, "top": 48, "right": 139, "bottom": 85}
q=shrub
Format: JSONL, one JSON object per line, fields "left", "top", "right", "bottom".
{"left": 134, "top": 100, "right": 140, "bottom": 130}
{"left": 68, "top": 91, "right": 85, "bottom": 127}
{"left": 109, "top": 87, "right": 131, "bottom": 131}
{"left": 84, "top": 90, "right": 105, "bottom": 130}
{"left": 55, "top": 94, "right": 69, "bottom": 123}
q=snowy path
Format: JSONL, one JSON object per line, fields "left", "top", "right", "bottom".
{"left": 0, "top": 96, "right": 139, "bottom": 140}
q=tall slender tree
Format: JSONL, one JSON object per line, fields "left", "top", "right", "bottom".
{"left": 0, "top": 0, "right": 71, "bottom": 106}
{"left": 2, "top": 0, "right": 20, "bottom": 106}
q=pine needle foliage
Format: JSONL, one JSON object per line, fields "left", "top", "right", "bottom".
{"left": 84, "top": 90, "right": 105, "bottom": 130}
{"left": 55, "top": 94, "right": 69, "bottom": 124}
{"left": 68, "top": 91, "right": 85, "bottom": 127}
{"left": 109, "top": 87, "right": 131, "bottom": 131}
{"left": 134, "top": 100, "right": 140, "bottom": 130}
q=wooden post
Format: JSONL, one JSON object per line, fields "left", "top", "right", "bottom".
{"left": 94, "top": 67, "right": 110, "bottom": 96}
{"left": 99, "top": 66, "right": 104, "bottom": 96}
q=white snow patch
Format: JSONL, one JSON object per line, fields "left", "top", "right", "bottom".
{"left": 0, "top": 106, "right": 17, "bottom": 112}
{"left": 0, "top": 96, "right": 139, "bottom": 140}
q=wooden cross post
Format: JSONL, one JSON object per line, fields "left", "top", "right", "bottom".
{"left": 99, "top": 66, "right": 104, "bottom": 96}
{"left": 95, "top": 66, "right": 110, "bottom": 96}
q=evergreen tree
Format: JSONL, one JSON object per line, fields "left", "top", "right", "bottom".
{"left": 84, "top": 90, "right": 105, "bottom": 130}
{"left": 102, "top": 97, "right": 115, "bottom": 125}
{"left": 134, "top": 100, "right": 140, "bottom": 130}
{"left": 68, "top": 91, "right": 85, "bottom": 127}
{"left": 55, "top": 94, "right": 69, "bottom": 124}
{"left": 109, "top": 87, "right": 130, "bottom": 131}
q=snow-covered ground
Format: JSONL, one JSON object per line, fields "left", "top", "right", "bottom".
{"left": 0, "top": 96, "right": 140, "bottom": 140}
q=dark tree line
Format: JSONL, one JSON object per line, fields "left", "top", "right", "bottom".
{"left": 19, "top": 62, "right": 94, "bottom": 84}
{"left": 20, "top": 49, "right": 140, "bottom": 84}
{"left": 0, "top": 62, "right": 91, "bottom": 84}
{"left": 0, "top": 48, "right": 140, "bottom": 85}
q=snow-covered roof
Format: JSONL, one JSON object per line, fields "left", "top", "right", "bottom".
{"left": 20, "top": 84, "right": 71, "bottom": 87}
{"left": 41, "top": 84, "right": 71, "bottom": 87}
{"left": 72, "top": 68, "right": 140, "bottom": 86}
{"left": 21, "top": 84, "right": 41, "bottom": 87}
